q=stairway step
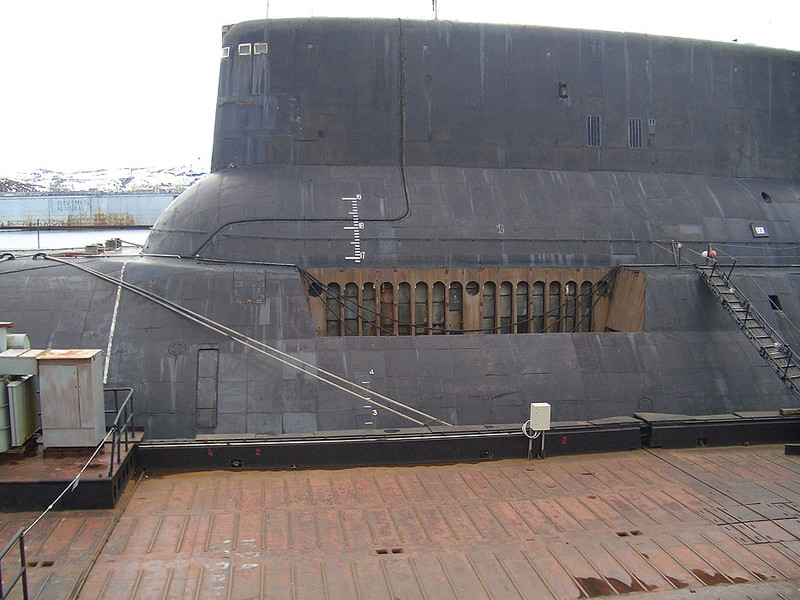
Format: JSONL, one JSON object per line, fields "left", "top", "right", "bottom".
{"left": 767, "top": 354, "right": 793, "bottom": 362}
{"left": 746, "top": 326, "right": 770, "bottom": 334}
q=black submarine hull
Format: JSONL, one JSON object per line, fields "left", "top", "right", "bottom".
{"left": 0, "top": 19, "right": 798, "bottom": 439}
{"left": 0, "top": 253, "right": 796, "bottom": 439}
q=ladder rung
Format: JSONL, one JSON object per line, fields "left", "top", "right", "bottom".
{"left": 768, "top": 355, "right": 791, "bottom": 363}
{"left": 746, "top": 326, "right": 769, "bottom": 333}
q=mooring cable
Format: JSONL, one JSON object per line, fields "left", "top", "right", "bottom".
{"left": 43, "top": 255, "right": 450, "bottom": 427}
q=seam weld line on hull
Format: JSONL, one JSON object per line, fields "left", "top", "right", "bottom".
{"left": 103, "top": 261, "right": 128, "bottom": 384}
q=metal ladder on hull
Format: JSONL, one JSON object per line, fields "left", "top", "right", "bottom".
{"left": 697, "top": 263, "right": 800, "bottom": 401}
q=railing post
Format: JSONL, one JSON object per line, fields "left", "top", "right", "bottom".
{"left": 108, "top": 428, "right": 115, "bottom": 478}
{"left": 19, "top": 532, "right": 28, "bottom": 600}
{"left": 104, "top": 387, "right": 134, "bottom": 478}
{"left": 116, "top": 425, "right": 122, "bottom": 466}
{"left": 727, "top": 259, "right": 737, "bottom": 281}
{"left": 0, "top": 528, "right": 28, "bottom": 600}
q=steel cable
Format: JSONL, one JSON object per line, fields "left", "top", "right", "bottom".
{"left": 44, "top": 255, "right": 451, "bottom": 427}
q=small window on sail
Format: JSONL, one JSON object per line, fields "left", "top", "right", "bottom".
{"left": 221, "top": 46, "right": 230, "bottom": 59}
{"left": 238, "top": 43, "right": 252, "bottom": 56}
{"left": 254, "top": 42, "right": 269, "bottom": 55}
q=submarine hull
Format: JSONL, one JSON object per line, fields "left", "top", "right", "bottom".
{"left": 0, "top": 253, "right": 795, "bottom": 439}
{"left": 1, "top": 18, "right": 799, "bottom": 438}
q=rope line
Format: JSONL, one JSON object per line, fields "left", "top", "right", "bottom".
{"left": 658, "top": 239, "right": 800, "bottom": 338}
{"left": 712, "top": 246, "right": 800, "bottom": 338}
{"left": 43, "top": 255, "right": 450, "bottom": 427}
{"left": 24, "top": 428, "right": 115, "bottom": 536}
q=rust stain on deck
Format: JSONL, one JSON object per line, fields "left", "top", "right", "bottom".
{"left": 3, "top": 445, "right": 800, "bottom": 598}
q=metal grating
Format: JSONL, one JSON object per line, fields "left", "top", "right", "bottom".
{"left": 628, "top": 118, "right": 643, "bottom": 149}
{"left": 586, "top": 115, "right": 602, "bottom": 147}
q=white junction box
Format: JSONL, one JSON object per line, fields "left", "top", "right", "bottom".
{"left": 529, "top": 402, "right": 551, "bottom": 431}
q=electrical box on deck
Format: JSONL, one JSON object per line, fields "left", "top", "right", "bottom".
{"left": 39, "top": 349, "right": 105, "bottom": 448}
{"left": 0, "top": 376, "right": 37, "bottom": 452}
{"left": 529, "top": 402, "right": 551, "bottom": 431}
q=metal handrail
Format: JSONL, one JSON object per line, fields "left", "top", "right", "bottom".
{"left": 707, "top": 266, "right": 796, "bottom": 354}
{"left": 699, "top": 264, "right": 799, "bottom": 397}
{"left": 104, "top": 387, "right": 134, "bottom": 477}
{"left": 0, "top": 528, "right": 28, "bottom": 600}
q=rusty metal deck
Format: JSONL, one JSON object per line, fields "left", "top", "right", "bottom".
{"left": 0, "top": 433, "right": 141, "bottom": 511}
{"left": 4, "top": 445, "right": 800, "bottom": 598}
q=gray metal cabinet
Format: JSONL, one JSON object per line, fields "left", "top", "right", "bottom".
{"left": 39, "top": 349, "right": 105, "bottom": 448}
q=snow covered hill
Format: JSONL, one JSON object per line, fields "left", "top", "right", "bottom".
{"left": 1, "top": 165, "right": 208, "bottom": 194}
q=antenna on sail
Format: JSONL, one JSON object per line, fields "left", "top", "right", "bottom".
{"left": 432, "top": 0, "right": 439, "bottom": 20}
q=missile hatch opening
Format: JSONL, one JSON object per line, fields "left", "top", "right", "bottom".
{"left": 303, "top": 267, "right": 645, "bottom": 336}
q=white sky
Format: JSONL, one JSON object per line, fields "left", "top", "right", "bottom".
{"left": 0, "top": 0, "right": 796, "bottom": 173}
